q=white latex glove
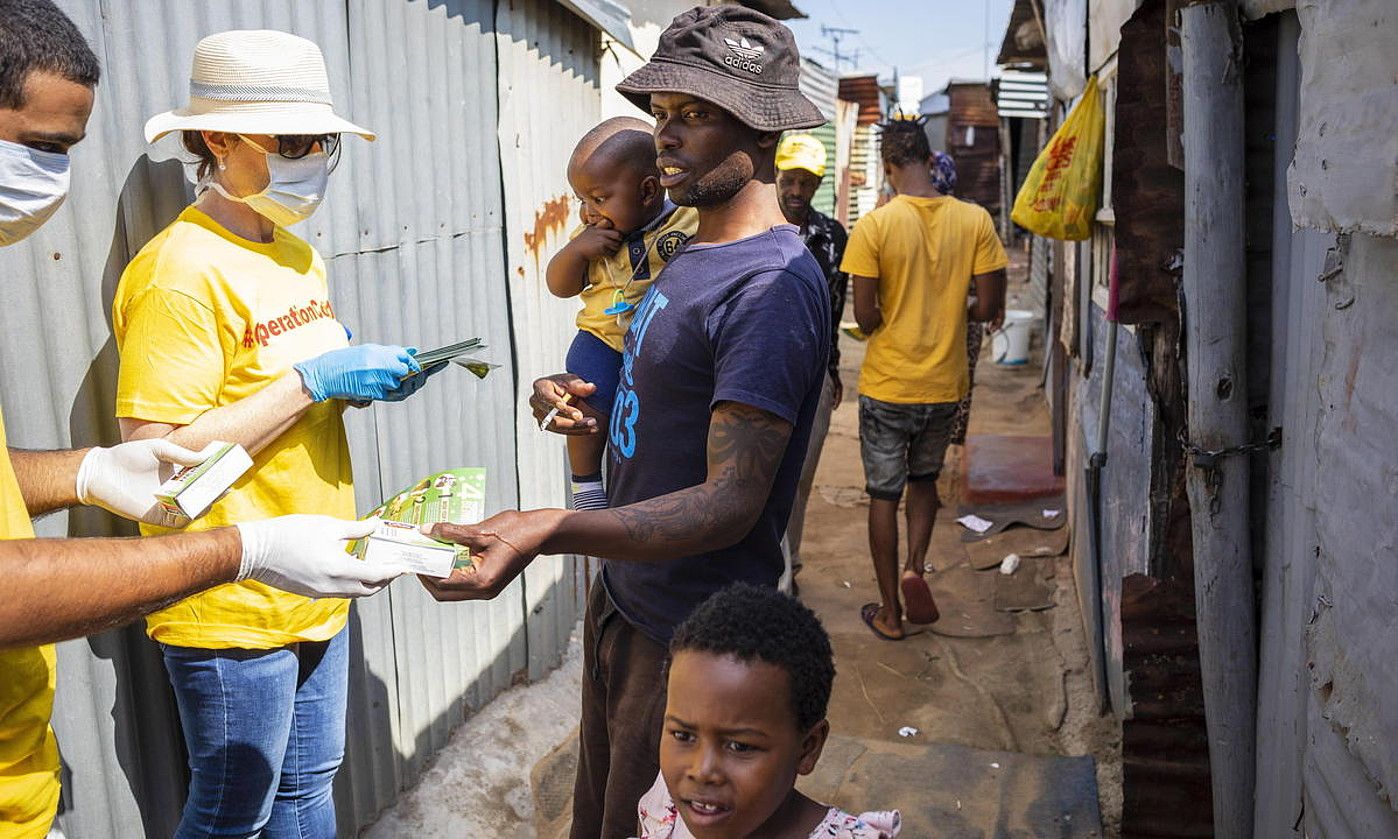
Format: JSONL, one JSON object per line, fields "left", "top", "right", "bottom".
{"left": 76, "top": 439, "right": 220, "bottom": 526}
{"left": 234, "top": 515, "right": 404, "bottom": 598}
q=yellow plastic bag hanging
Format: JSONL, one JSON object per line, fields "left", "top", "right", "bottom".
{"left": 1011, "top": 77, "right": 1105, "bottom": 241}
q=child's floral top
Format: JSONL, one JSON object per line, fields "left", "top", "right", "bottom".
{"left": 634, "top": 773, "right": 901, "bottom": 838}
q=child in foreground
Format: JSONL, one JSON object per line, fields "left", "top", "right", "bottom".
{"left": 545, "top": 116, "right": 697, "bottom": 511}
{"left": 635, "top": 584, "right": 901, "bottom": 839}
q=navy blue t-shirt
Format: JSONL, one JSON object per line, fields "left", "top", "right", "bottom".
{"left": 601, "top": 225, "right": 830, "bottom": 644}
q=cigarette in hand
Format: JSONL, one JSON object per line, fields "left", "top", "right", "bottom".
{"left": 539, "top": 393, "right": 575, "bottom": 431}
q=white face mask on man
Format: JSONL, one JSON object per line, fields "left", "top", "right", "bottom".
{"left": 205, "top": 135, "right": 329, "bottom": 227}
{"left": 0, "top": 138, "right": 71, "bottom": 247}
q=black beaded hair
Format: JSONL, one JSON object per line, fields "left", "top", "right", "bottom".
{"left": 670, "top": 583, "right": 835, "bottom": 731}
{"left": 878, "top": 114, "right": 932, "bottom": 168}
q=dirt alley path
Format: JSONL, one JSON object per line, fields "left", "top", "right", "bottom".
{"left": 798, "top": 255, "right": 1122, "bottom": 835}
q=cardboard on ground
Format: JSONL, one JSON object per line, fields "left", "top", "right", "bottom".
{"left": 154, "top": 442, "right": 253, "bottom": 520}
{"left": 354, "top": 468, "right": 486, "bottom": 578}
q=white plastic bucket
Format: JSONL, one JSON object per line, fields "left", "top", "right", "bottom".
{"left": 991, "top": 309, "right": 1035, "bottom": 365}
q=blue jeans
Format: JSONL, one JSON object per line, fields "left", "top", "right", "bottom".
{"left": 161, "top": 629, "right": 348, "bottom": 838}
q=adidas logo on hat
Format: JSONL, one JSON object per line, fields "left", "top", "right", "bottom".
{"left": 723, "top": 35, "right": 765, "bottom": 74}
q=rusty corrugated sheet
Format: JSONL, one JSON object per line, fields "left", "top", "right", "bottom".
{"left": 1111, "top": 0, "right": 1183, "bottom": 325}
{"left": 948, "top": 82, "right": 1002, "bottom": 127}
{"left": 1120, "top": 575, "right": 1214, "bottom": 839}
{"left": 946, "top": 84, "right": 1002, "bottom": 217}
{"left": 839, "top": 74, "right": 884, "bottom": 125}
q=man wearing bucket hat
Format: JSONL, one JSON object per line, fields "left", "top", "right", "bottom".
{"left": 113, "top": 28, "right": 437, "bottom": 836}
{"left": 0, "top": 3, "right": 404, "bottom": 835}
{"left": 844, "top": 116, "right": 1008, "bottom": 642}
{"left": 774, "top": 133, "right": 849, "bottom": 595}
{"left": 419, "top": 6, "right": 830, "bottom": 835}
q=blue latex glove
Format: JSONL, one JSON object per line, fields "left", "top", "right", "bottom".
{"left": 294, "top": 344, "right": 420, "bottom": 402}
{"left": 380, "top": 353, "right": 448, "bottom": 402}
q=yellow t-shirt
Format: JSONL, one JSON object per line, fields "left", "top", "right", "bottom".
{"left": 112, "top": 206, "right": 355, "bottom": 650}
{"left": 0, "top": 410, "right": 60, "bottom": 838}
{"left": 575, "top": 204, "right": 698, "bottom": 351}
{"left": 840, "top": 195, "right": 1009, "bottom": 404}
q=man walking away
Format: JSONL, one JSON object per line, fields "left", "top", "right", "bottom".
{"left": 775, "top": 133, "right": 848, "bottom": 594}
{"left": 843, "top": 117, "right": 1007, "bottom": 641}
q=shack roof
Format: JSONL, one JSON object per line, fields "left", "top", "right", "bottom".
{"left": 947, "top": 82, "right": 1000, "bottom": 127}
{"left": 839, "top": 73, "right": 884, "bottom": 125}
{"left": 997, "top": 0, "right": 1047, "bottom": 68}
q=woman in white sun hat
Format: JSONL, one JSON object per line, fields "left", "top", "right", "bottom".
{"left": 112, "top": 30, "right": 434, "bottom": 836}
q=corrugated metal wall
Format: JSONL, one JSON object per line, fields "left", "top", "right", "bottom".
{"left": 1299, "top": 233, "right": 1398, "bottom": 838}
{"left": 848, "top": 124, "right": 879, "bottom": 225}
{"left": 1252, "top": 14, "right": 1398, "bottom": 835}
{"left": 1074, "top": 306, "right": 1156, "bottom": 713}
{"left": 494, "top": 0, "right": 601, "bottom": 682}
{"left": 0, "top": 1, "right": 595, "bottom": 834}
{"left": 797, "top": 58, "right": 838, "bottom": 218}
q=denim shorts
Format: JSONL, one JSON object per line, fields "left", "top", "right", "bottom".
{"left": 858, "top": 395, "right": 959, "bottom": 500}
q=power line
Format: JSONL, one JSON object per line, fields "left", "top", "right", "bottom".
{"left": 817, "top": 24, "right": 862, "bottom": 72}
{"left": 825, "top": 0, "right": 895, "bottom": 68}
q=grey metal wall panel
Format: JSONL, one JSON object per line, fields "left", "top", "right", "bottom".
{"left": 1287, "top": 0, "right": 1398, "bottom": 236}
{"left": 1252, "top": 222, "right": 1328, "bottom": 837}
{"left": 495, "top": 0, "right": 599, "bottom": 681}
{"left": 1303, "top": 232, "right": 1398, "bottom": 836}
{"left": 0, "top": 0, "right": 596, "bottom": 833}
{"left": 1255, "top": 13, "right": 1398, "bottom": 830}
{"left": 1075, "top": 303, "right": 1155, "bottom": 713}
{"left": 1252, "top": 14, "right": 1328, "bottom": 832}
{"left": 1029, "top": 234, "right": 1050, "bottom": 319}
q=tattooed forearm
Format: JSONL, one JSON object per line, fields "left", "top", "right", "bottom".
{"left": 592, "top": 402, "right": 793, "bottom": 558}
{"left": 608, "top": 470, "right": 755, "bottom": 548}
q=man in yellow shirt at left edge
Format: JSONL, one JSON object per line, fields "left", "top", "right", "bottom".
{"left": 0, "top": 3, "right": 408, "bottom": 834}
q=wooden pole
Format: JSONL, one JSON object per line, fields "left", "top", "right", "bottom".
{"left": 1179, "top": 2, "right": 1256, "bottom": 837}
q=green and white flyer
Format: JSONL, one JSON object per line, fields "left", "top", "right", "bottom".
{"left": 353, "top": 467, "right": 486, "bottom": 577}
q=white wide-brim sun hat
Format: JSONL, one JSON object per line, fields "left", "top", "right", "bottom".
{"left": 145, "top": 29, "right": 375, "bottom": 144}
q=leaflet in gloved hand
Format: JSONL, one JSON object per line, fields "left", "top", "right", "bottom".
{"left": 350, "top": 468, "right": 486, "bottom": 577}
{"left": 405, "top": 338, "right": 499, "bottom": 381}
{"left": 414, "top": 338, "right": 484, "bottom": 368}
{"left": 154, "top": 442, "right": 253, "bottom": 521}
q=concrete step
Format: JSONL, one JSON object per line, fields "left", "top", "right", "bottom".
{"left": 961, "top": 434, "right": 1064, "bottom": 505}
{"left": 802, "top": 735, "right": 1102, "bottom": 838}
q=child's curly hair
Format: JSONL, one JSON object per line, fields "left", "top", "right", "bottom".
{"left": 670, "top": 583, "right": 835, "bottom": 731}
{"left": 878, "top": 114, "right": 932, "bottom": 168}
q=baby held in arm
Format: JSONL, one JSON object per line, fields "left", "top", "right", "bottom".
{"left": 634, "top": 584, "right": 901, "bottom": 839}
{"left": 543, "top": 116, "right": 697, "bottom": 513}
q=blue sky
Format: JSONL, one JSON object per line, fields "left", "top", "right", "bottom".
{"left": 785, "top": 0, "right": 1015, "bottom": 98}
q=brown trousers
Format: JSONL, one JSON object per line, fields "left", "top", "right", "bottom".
{"left": 570, "top": 582, "right": 670, "bottom": 839}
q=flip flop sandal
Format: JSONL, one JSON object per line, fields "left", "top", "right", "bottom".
{"left": 901, "top": 574, "right": 941, "bottom": 624}
{"left": 861, "top": 602, "right": 903, "bottom": 641}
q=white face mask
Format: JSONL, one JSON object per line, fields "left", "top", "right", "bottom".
{"left": 206, "top": 135, "right": 329, "bottom": 227}
{"left": 0, "top": 138, "right": 71, "bottom": 247}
